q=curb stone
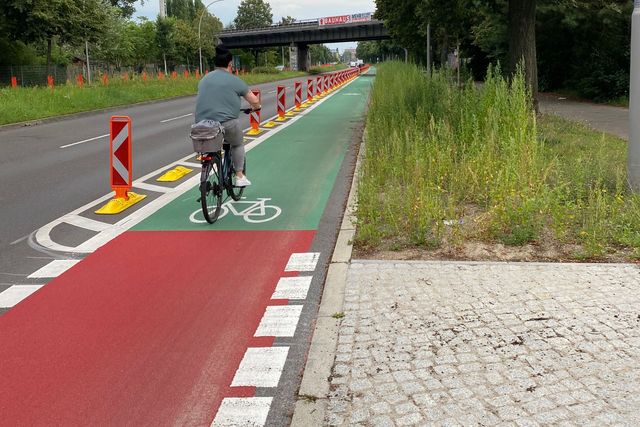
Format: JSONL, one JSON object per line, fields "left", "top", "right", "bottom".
{"left": 289, "top": 132, "right": 365, "bottom": 427}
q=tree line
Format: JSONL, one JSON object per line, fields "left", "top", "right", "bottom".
{"left": 374, "top": 0, "right": 633, "bottom": 102}
{"left": 0, "top": 0, "right": 339, "bottom": 78}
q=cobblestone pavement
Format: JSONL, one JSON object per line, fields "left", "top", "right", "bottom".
{"left": 326, "top": 261, "right": 640, "bottom": 426}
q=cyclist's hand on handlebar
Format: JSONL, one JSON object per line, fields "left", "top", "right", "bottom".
{"left": 242, "top": 107, "right": 261, "bottom": 114}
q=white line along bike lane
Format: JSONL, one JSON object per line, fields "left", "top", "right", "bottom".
{"left": 0, "top": 68, "right": 375, "bottom": 426}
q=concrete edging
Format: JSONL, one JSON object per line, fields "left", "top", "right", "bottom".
{"left": 289, "top": 131, "right": 365, "bottom": 426}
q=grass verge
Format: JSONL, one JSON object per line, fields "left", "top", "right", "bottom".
{"left": 0, "top": 71, "right": 307, "bottom": 126}
{"left": 355, "top": 62, "right": 640, "bottom": 262}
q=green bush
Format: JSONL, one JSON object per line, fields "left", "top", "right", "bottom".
{"left": 251, "top": 66, "right": 280, "bottom": 74}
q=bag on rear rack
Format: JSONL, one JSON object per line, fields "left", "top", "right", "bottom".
{"left": 190, "top": 120, "right": 225, "bottom": 152}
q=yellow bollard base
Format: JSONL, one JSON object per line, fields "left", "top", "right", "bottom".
{"left": 275, "top": 116, "right": 287, "bottom": 122}
{"left": 157, "top": 166, "right": 192, "bottom": 182}
{"left": 246, "top": 128, "right": 263, "bottom": 136}
{"left": 263, "top": 121, "right": 277, "bottom": 128}
{"left": 95, "top": 192, "right": 146, "bottom": 215}
{"left": 285, "top": 111, "right": 296, "bottom": 117}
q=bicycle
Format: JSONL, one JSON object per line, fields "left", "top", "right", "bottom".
{"left": 197, "top": 108, "right": 256, "bottom": 224}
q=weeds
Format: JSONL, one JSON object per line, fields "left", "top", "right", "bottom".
{"left": 355, "top": 62, "right": 640, "bottom": 260}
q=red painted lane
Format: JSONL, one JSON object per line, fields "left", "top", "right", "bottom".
{"left": 0, "top": 230, "right": 314, "bottom": 426}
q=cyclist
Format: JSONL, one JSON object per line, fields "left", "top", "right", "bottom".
{"left": 195, "top": 44, "right": 261, "bottom": 187}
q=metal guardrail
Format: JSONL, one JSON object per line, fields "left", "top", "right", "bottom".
{"left": 220, "top": 19, "right": 320, "bottom": 35}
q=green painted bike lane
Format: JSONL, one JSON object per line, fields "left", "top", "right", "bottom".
{"left": 134, "top": 73, "right": 373, "bottom": 231}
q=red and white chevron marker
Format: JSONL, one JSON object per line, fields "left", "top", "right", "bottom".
{"left": 294, "top": 81, "right": 302, "bottom": 111}
{"left": 323, "top": 75, "right": 330, "bottom": 94}
{"left": 110, "top": 116, "right": 132, "bottom": 200}
{"left": 276, "top": 85, "right": 286, "bottom": 122}
{"left": 247, "top": 89, "right": 262, "bottom": 136}
{"left": 316, "top": 76, "right": 322, "bottom": 99}
{"left": 307, "top": 78, "right": 314, "bottom": 103}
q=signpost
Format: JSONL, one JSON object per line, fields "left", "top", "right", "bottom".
{"left": 630, "top": 0, "right": 640, "bottom": 191}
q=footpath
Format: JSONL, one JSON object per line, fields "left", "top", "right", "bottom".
{"left": 291, "top": 93, "right": 640, "bottom": 425}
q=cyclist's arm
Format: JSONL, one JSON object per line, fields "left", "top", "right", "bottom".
{"left": 243, "top": 91, "right": 261, "bottom": 111}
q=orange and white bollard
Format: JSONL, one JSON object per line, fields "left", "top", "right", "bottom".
{"left": 315, "top": 76, "right": 322, "bottom": 99}
{"left": 306, "top": 78, "right": 315, "bottom": 104}
{"left": 158, "top": 72, "right": 164, "bottom": 80}
{"left": 294, "top": 81, "right": 303, "bottom": 111}
{"left": 95, "top": 116, "right": 146, "bottom": 214}
{"left": 11, "top": 76, "right": 17, "bottom": 88}
{"left": 183, "top": 70, "right": 189, "bottom": 78}
{"left": 47, "top": 75, "right": 54, "bottom": 88}
{"left": 195, "top": 69, "right": 200, "bottom": 79}
{"left": 142, "top": 71, "right": 148, "bottom": 81}
{"left": 247, "top": 89, "right": 262, "bottom": 136}
{"left": 171, "top": 71, "right": 177, "bottom": 80}
{"left": 324, "top": 75, "right": 330, "bottom": 94}
{"left": 276, "top": 85, "right": 287, "bottom": 122}
{"left": 76, "top": 74, "right": 84, "bottom": 88}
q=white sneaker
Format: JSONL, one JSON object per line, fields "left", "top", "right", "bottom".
{"left": 235, "top": 176, "right": 252, "bottom": 187}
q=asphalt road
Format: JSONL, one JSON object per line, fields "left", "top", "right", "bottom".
{"left": 0, "top": 76, "right": 306, "bottom": 279}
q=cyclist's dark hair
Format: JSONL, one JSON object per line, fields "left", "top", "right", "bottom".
{"left": 214, "top": 44, "right": 233, "bottom": 68}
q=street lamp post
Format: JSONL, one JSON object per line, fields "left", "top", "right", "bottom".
{"left": 630, "top": 0, "right": 640, "bottom": 191}
{"left": 198, "top": 0, "right": 224, "bottom": 75}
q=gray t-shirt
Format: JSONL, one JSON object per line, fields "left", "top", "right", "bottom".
{"left": 195, "top": 69, "right": 249, "bottom": 123}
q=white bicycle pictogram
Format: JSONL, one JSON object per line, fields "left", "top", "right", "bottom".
{"left": 190, "top": 197, "right": 282, "bottom": 224}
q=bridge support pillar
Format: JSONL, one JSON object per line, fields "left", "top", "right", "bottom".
{"left": 296, "top": 43, "right": 310, "bottom": 72}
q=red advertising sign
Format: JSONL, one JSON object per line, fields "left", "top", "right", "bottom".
{"left": 319, "top": 15, "right": 351, "bottom": 26}
{"left": 319, "top": 13, "right": 373, "bottom": 26}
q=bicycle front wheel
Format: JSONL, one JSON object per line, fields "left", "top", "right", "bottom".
{"left": 228, "top": 158, "right": 247, "bottom": 202}
{"left": 201, "top": 154, "right": 223, "bottom": 224}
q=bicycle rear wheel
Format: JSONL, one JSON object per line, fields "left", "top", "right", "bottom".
{"left": 228, "top": 158, "right": 247, "bottom": 202}
{"left": 201, "top": 154, "right": 223, "bottom": 224}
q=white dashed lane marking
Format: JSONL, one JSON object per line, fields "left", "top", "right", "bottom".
{"left": 211, "top": 397, "right": 272, "bottom": 427}
{"left": 231, "top": 347, "right": 289, "bottom": 387}
{"left": 271, "top": 276, "right": 312, "bottom": 300}
{"left": 27, "top": 260, "right": 80, "bottom": 279}
{"left": 160, "top": 113, "right": 193, "bottom": 123}
{"left": 0, "top": 285, "right": 44, "bottom": 308}
{"left": 284, "top": 252, "right": 320, "bottom": 272}
{"left": 254, "top": 305, "right": 303, "bottom": 337}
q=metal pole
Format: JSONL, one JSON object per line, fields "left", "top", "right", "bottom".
{"left": 198, "top": 0, "right": 224, "bottom": 75}
{"left": 85, "top": 40, "right": 91, "bottom": 85}
{"left": 427, "top": 22, "right": 431, "bottom": 73}
{"left": 630, "top": 0, "right": 640, "bottom": 191}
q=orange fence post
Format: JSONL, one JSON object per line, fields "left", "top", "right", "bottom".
{"left": 142, "top": 71, "right": 148, "bottom": 81}
{"left": 205, "top": 69, "right": 209, "bottom": 75}
{"left": 47, "top": 75, "right": 54, "bottom": 88}
{"left": 122, "top": 72, "right": 129, "bottom": 81}
{"left": 247, "top": 89, "right": 262, "bottom": 136}
{"left": 101, "top": 74, "right": 109, "bottom": 86}
{"left": 76, "top": 74, "right": 84, "bottom": 88}
{"left": 11, "top": 76, "right": 17, "bottom": 88}
{"left": 195, "top": 69, "right": 200, "bottom": 79}
{"left": 171, "top": 71, "right": 177, "bottom": 80}
{"left": 158, "top": 71, "right": 165, "bottom": 80}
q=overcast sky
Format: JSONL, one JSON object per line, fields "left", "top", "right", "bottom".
{"left": 133, "top": 0, "right": 377, "bottom": 51}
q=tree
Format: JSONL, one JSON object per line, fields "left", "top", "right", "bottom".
{"left": 507, "top": 0, "right": 538, "bottom": 108}
{"left": 234, "top": 0, "right": 273, "bottom": 29}
{"left": 108, "top": 0, "right": 139, "bottom": 18}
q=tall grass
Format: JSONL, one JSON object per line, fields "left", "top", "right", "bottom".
{"left": 356, "top": 62, "right": 640, "bottom": 260}
{"left": 0, "top": 71, "right": 306, "bottom": 125}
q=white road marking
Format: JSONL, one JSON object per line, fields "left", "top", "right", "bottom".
{"left": 0, "top": 285, "right": 44, "bottom": 308}
{"left": 254, "top": 305, "right": 303, "bottom": 337}
{"left": 27, "top": 260, "right": 80, "bottom": 278}
{"left": 271, "top": 276, "right": 312, "bottom": 300}
{"left": 211, "top": 397, "right": 272, "bottom": 427}
{"left": 285, "top": 253, "right": 320, "bottom": 272}
{"left": 35, "top": 76, "right": 361, "bottom": 254}
{"left": 133, "top": 182, "right": 172, "bottom": 193}
{"left": 60, "top": 134, "right": 109, "bottom": 149}
{"left": 10, "top": 234, "right": 29, "bottom": 245}
{"left": 63, "top": 215, "right": 111, "bottom": 232}
{"left": 267, "top": 90, "right": 277, "bottom": 94}
{"left": 160, "top": 113, "right": 193, "bottom": 123}
{"left": 231, "top": 347, "right": 289, "bottom": 387}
